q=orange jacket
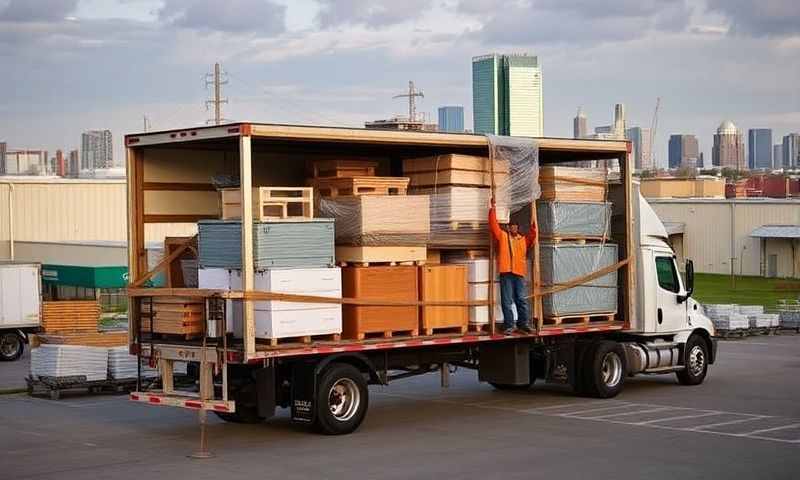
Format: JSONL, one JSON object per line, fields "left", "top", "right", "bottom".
{"left": 489, "top": 207, "right": 536, "bottom": 277}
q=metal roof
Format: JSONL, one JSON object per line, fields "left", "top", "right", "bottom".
{"left": 750, "top": 225, "right": 800, "bottom": 239}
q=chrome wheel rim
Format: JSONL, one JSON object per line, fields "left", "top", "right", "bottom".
{"left": 601, "top": 352, "right": 623, "bottom": 388}
{"left": 0, "top": 335, "right": 20, "bottom": 357}
{"left": 688, "top": 345, "right": 705, "bottom": 377}
{"left": 328, "top": 378, "right": 360, "bottom": 422}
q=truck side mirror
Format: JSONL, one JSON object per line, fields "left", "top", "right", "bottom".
{"left": 685, "top": 260, "right": 694, "bottom": 297}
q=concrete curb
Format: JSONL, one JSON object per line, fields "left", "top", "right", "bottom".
{"left": 0, "top": 387, "right": 27, "bottom": 395}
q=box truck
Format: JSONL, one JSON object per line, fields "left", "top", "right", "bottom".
{"left": 124, "top": 124, "right": 716, "bottom": 434}
{"left": 0, "top": 263, "right": 41, "bottom": 361}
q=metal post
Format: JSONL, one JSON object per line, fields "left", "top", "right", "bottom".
{"left": 440, "top": 362, "right": 450, "bottom": 389}
{"left": 488, "top": 146, "right": 496, "bottom": 335}
{"left": 189, "top": 409, "right": 214, "bottom": 459}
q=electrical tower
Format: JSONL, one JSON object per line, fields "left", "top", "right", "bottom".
{"left": 649, "top": 97, "right": 660, "bottom": 170}
{"left": 393, "top": 81, "right": 424, "bottom": 122}
{"left": 205, "top": 62, "right": 228, "bottom": 125}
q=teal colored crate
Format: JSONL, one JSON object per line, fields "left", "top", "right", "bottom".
{"left": 198, "top": 219, "right": 335, "bottom": 269}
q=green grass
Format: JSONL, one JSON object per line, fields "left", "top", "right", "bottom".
{"left": 693, "top": 273, "right": 800, "bottom": 311}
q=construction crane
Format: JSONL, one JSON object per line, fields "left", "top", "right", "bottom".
{"left": 393, "top": 81, "right": 424, "bottom": 122}
{"left": 649, "top": 97, "right": 660, "bottom": 170}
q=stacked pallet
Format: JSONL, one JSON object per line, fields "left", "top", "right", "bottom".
{"left": 539, "top": 166, "right": 607, "bottom": 202}
{"left": 36, "top": 332, "right": 128, "bottom": 347}
{"left": 311, "top": 159, "right": 426, "bottom": 265}
{"left": 220, "top": 187, "right": 314, "bottom": 221}
{"left": 107, "top": 346, "right": 159, "bottom": 380}
{"left": 141, "top": 297, "right": 204, "bottom": 338}
{"left": 403, "top": 154, "right": 511, "bottom": 249}
{"left": 704, "top": 304, "right": 749, "bottom": 331}
{"left": 748, "top": 313, "right": 779, "bottom": 328}
{"left": 41, "top": 301, "right": 100, "bottom": 333}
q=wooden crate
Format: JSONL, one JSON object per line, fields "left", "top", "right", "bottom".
{"left": 221, "top": 187, "right": 313, "bottom": 221}
{"left": 336, "top": 246, "right": 427, "bottom": 266}
{"left": 317, "top": 195, "right": 430, "bottom": 246}
{"left": 311, "top": 176, "right": 409, "bottom": 197}
{"left": 342, "top": 266, "right": 419, "bottom": 340}
{"left": 539, "top": 166, "right": 607, "bottom": 203}
{"left": 142, "top": 297, "right": 204, "bottom": 337}
{"left": 41, "top": 301, "right": 100, "bottom": 333}
{"left": 313, "top": 159, "right": 378, "bottom": 178}
{"left": 419, "top": 265, "right": 468, "bottom": 335}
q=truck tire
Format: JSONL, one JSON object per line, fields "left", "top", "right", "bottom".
{"left": 582, "top": 341, "right": 626, "bottom": 398}
{"left": 676, "top": 335, "right": 708, "bottom": 386}
{"left": 314, "top": 363, "right": 368, "bottom": 435}
{"left": 0, "top": 332, "right": 24, "bottom": 361}
{"left": 214, "top": 382, "right": 263, "bottom": 424}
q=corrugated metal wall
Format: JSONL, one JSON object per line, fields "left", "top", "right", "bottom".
{"left": 650, "top": 200, "right": 800, "bottom": 277}
{"left": 0, "top": 181, "right": 196, "bottom": 260}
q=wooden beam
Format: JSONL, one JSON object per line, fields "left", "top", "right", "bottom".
{"left": 142, "top": 182, "right": 216, "bottom": 191}
{"left": 622, "top": 151, "right": 636, "bottom": 329}
{"left": 240, "top": 134, "right": 256, "bottom": 361}
{"left": 143, "top": 214, "right": 218, "bottom": 223}
{"left": 127, "top": 147, "right": 145, "bottom": 349}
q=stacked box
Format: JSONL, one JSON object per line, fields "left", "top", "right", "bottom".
{"left": 540, "top": 243, "right": 618, "bottom": 317}
{"left": 539, "top": 166, "right": 607, "bottom": 202}
{"left": 141, "top": 297, "right": 204, "bottom": 337}
{"left": 198, "top": 219, "right": 335, "bottom": 269}
{"left": 230, "top": 268, "right": 342, "bottom": 340}
{"left": 30, "top": 345, "right": 109, "bottom": 382}
{"left": 537, "top": 202, "right": 612, "bottom": 238}
{"left": 748, "top": 314, "right": 779, "bottom": 328}
{"left": 342, "top": 266, "right": 419, "bottom": 339}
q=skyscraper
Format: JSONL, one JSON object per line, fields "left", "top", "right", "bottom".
{"left": 613, "top": 103, "right": 626, "bottom": 139}
{"left": 748, "top": 128, "right": 772, "bottom": 169}
{"left": 55, "top": 150, "right": 65, "bottom": 177}
{"left": 783, "top": 133, "right": 800, "bottom": 169}
{"left": 68, "top": 150, "right": 79, "bottom": 177}
{"left": 773, "top": 144, "right": 783, "bottom": 169}
{"left": 437, "top": 106, "right": 465, "bottom": 133}
{"left": 472, "top": 53, "right": 543, "bottom": 137}
{"left": 0, "top": 142, "right": 6, "bottom": 175}
{"left": 81, "top": 130, "right": 113, "bottom": 171}
{"left": 626, "top": 127, "right": 652, "bottom": 170}
{"left": 668, "top": 135, "right": 700, "bottom": 169}
{"left": 712, "top": 120, "right": 745, "bottom": 170}
{"left": 573, "top": 108, "right": 587, "bottom": 139}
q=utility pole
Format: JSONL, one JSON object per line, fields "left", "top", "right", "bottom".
{"left": 205, "top": 62, "right": 228, "bottom": 125}
{"left": 143, "top": 115, "right": 150, "bottom": 132}
{"left": 393, "top": 81, "right": 424, "bottom": 122}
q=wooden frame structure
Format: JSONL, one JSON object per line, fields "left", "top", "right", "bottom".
{"left": 126, "top": 123, "right": 633, "bottom": 363}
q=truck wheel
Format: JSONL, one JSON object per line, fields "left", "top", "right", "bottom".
{"left": 0, "top": 332, "right": 24, "bottom": 361}
{"left": 314, "top": 363, "right": 368, "bottom": 435}
{"left": 676, "top": 335, "right": 708, "bottom": 386}
{"left": 214, "top": 382, "right": 263, "bottom": 424}
{"left": 582, "top": 341, "right": 626, "bottom": 398}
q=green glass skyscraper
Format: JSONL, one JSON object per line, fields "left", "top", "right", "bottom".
{"left": 471, "top": 53, "right": 543, "bottom": 137}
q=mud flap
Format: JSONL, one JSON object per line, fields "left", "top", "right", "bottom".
{"left": 478, "top": 341, "right": 531, "bottom": 385}
{"left": 290, "top": 362, "right": 316, "bottom": 424}
{"left": 254, "top": 365, "right": 276, "bottom": 419}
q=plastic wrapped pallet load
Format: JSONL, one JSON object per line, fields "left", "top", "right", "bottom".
{"left": 779, "top": 310, "right": 800, "bottom": 328}
{"left": 536, "top": 202, "right": 612, "bottom": 238}
{"left": 318, "top": 195, "right": 430, "bottom": 246}
{"left": 737, "top": 305, "right": 764, "bottom": 316}
{"left": 198, "top": 219, "right": 335, "bottom": 269}
{"left": 107, "top": 346, "right": 159, "bottom": 379}
{"left": 712, "top": 314, "right": 749, "bottom": 330}
{"left": 31, "top": 345, "right": 108, "bottom": 382}
{"left": 539, "top": 166, "right": 607, "bottom": 202}
{"left": 540, "top": 243, "right": 618, "bottom": 317}
{"left": 747, "top": 313, "right": 779, "bottom": 328}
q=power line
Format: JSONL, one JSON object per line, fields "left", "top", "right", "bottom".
{"left": 205, "top": 62, "right": 229, "bottom": 125}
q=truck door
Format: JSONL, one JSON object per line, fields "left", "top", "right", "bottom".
{"left": 654, "top": 255, "right": 686, "bottom": 333}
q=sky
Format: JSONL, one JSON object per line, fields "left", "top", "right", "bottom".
{"left": 1, "top": 0, "right": 798, "bottom": 168}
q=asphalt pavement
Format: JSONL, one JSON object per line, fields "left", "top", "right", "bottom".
{"left": 1, "top": 334, "right": 799, "bottom": 479}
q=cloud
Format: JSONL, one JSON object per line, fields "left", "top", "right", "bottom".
{"left": 464, "top": 0, "right": 692, "bottom": 46}
{"left": 706, "top": 0, "right": 800, "bottom": 37}
{"left": 315, "top": 0, "right": 433, "bottom": 28}
{"left": 0, "top": 0, "right": 79, "bottom": 22}
{"left": 159, "top": 0, "right": 286, "bottom": 34}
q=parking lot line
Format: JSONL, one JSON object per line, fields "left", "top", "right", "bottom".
{"left": 741, "top": 423, "right": 800, "bottom": 436}
{"left": 690, "top": 416, "right": 770, "bottom": 431}
{"left": 633, "top": 411, "right": 721, "bottom": 425}
{"left": 578, "top": 406, "right": 673, "bottom": 420}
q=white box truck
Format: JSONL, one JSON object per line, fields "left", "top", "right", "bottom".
{"left": 0, "top": 263, "right": 42, "bottom": 361}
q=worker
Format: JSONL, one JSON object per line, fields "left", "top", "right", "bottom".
{"left": 489, "top": 198, "right": 537, "bottom": 335}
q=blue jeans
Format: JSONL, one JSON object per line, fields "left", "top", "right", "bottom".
{"left": 500, "top": 273, "right": 531, "bottom": 330}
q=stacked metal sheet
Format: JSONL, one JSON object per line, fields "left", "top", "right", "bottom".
{"left": 536, "top": 202, "right": 612, "bottom": 238}
{"left": 540, "top": 243, "right": 618, "bottom": 317}
{"left": 198, "top": 219, "right": 335, "bottom": 269}
{"left": 747, "top": 313, "right": 779, "bottom": 328}
{"left": 30, "top": 345, "right": 108, "bottom": 382}
{"left": 736, "top": 305, "right": 764, "bottom": 316}
{"left": 703, "top": 304, "right": 749, "bottom": 330}
{"left": 107, "top": 346, "right": 158, "bottom": 380}
{"left": 779, "top": 310, "right": 800, "bottom": 328}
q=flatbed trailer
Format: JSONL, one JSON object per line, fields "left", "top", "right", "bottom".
{"left": 125, "top": 124, "right": 716, "bottom": 435}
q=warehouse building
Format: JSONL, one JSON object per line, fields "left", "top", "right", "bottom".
{"left": 649, "top": 198, "right": 800, "bottom": 278}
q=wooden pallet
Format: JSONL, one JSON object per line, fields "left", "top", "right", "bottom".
{"left": 402, "top": 154, "right": 510, "bottom": 175}
{"left": 422, "top": 325, "right": 468, "bottom": 336}
{"left": 36, "top": 332, "right": 128, "bottom": 347}
{"left": 543, "top": 312, "right": 616, "bottom": 326}
{"left": 311, "top": 176, "right": 409, "bottom": 197}
{"left": 353, "top": 329, "right": 418, "bottom": 341}
{"left": 262, "top": 333, "right": 342, "bottom": 347}
{"left": 407, "top": 170, "right": 510, "bottom": 188}
{"left": 41, "top": 301, "right": 101, "bottom": 333}
{"left": 221, "top": 187, "right": 313, "bottom": 221}
{"left": 313, "top": 159, "right": 377, "bottom": 178}
{"left": 714, "top": 329, "right": 750, "bottom": 339}
{"left": 539, "top": 235, "right": 609, "bottom": 244}
{"left": 336, "top": 246, "right": 427, "bottom": 266}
